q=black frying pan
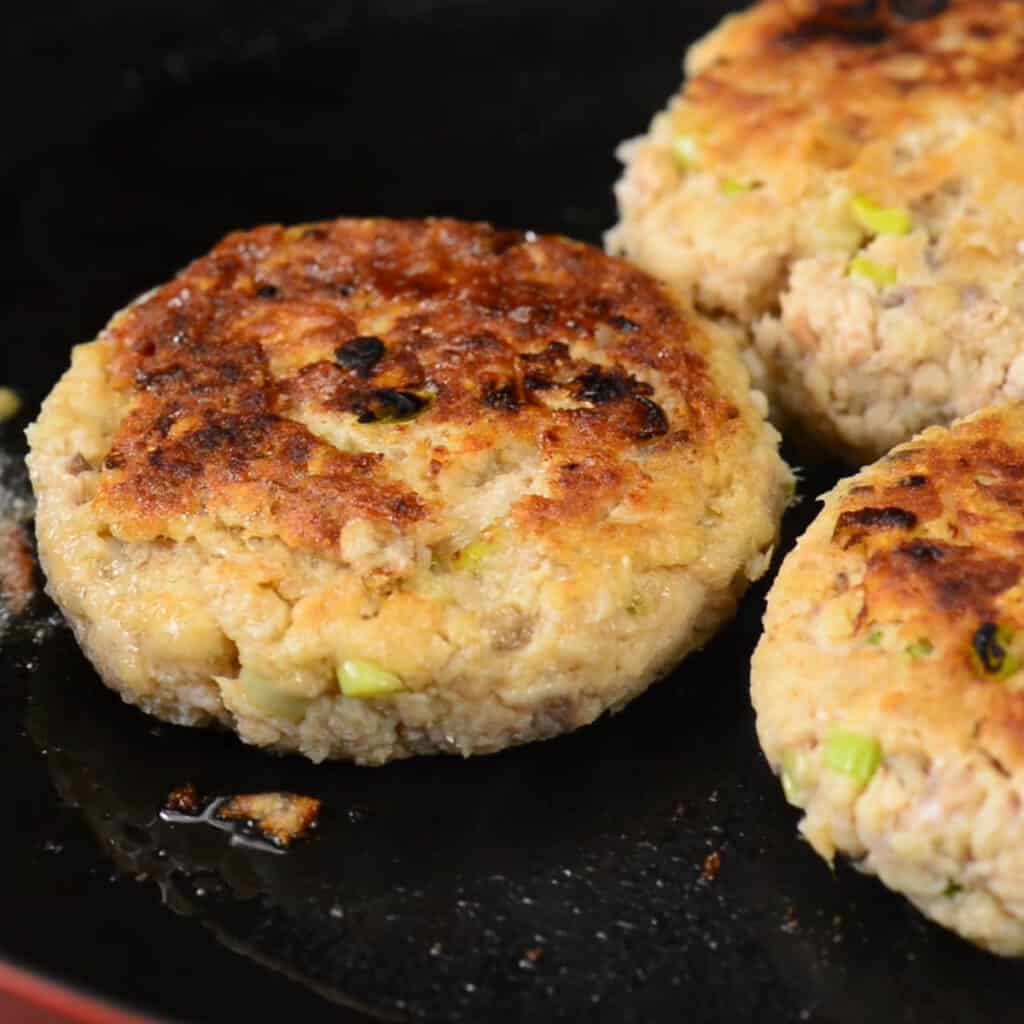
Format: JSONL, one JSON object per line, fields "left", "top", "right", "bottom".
{"left": 3, "top": 2, "right": 1024, "bottom": 1020}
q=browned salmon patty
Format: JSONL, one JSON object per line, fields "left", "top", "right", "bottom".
{"left": 27, "top": 218, "right": 791, "bottom": 764}
{"left": 610, "top": 0, "right": 1024, "bottom": 463}
{"left": 754, "top": 402, "right": 1024, "bottom": 954}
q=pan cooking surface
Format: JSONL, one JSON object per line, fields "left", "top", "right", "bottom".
{"left": 3, "top": 2, "right": 1024, "bottom": 1020}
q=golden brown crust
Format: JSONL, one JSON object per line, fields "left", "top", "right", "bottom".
{"left": 28, "top": 215, "right": 790, "bottom": 764}
{"left": 610, "top": 0, "right": 1024, "bottom": 463}
{"left": 752, "top": 405, "right": 1024, "bottom": 954}
{"left": 93, "top": 219, "right": 734, "bottom": 558}
{"left": 761, "top": 405, "right": 1024, "bottom": 776}
{"left": 832, "top": 417, "right": 1024, "bottom": 637}
{"left": 686, "top": 0, "right": 1024, "bottom": 184}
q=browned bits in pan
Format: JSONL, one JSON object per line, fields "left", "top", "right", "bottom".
{"left": 701, "top": 851, "right": 722, "bottom": 882}
{"left": 163, "top": 783, "right": 202, "bottom": 816}
{"left": 214, "top": 793, "right": 322, "bottom": 848}
{"left": 0, "top": 522, "right": 35, "bottom": 616}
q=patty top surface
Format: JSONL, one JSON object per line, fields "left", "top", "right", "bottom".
{"left": 684, "top": 0, "right": 1024, "bottom": 194}
{"left": 758, "top": 403, "right": 1024, "bottom": 776}
{"left": 90, "top": 218, "right": 760, "bottom": 572}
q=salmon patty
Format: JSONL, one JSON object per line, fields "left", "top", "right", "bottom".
{"left": 27, "top": 218, "right": 790, "bottom": 764}
{"left": 609, "top": 0, "right": 1024, "bottom": 463}
{"left": 754, "top": 403, "right": 1024, "bottom": 954}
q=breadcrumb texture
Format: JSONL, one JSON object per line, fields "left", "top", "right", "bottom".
{"left": 608, "top": 0, "right": 1024, "bottom": 463}
{"left": 753, "top": 403, "right": 1024, "bottom": 955}
{"left": 27, "top": 218, "right": 790, "bottom": 764}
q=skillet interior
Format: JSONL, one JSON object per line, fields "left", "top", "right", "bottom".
{"left": 4, "top": 2, "right": 1024, "bottom": 1020}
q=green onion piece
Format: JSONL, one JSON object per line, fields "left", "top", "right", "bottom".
{"left": 781, "top": 749, "right": 812, "bottom": 806}
{"left": 823, "top": 729, "right": 881, "bottom": 787}
{"left": 849, "top": 257, "right": 898, "bottom": 287}
{"left": 721, "top": 178, "right": 759, "bottom": 196}
{"left": 906, "top": 637, "right": 934, "bottom": 659}
{"left": 453, "top": 537, "right": 498, "bottom": 575}
{"left": 969, "top": 623, "right": 1021, "bottom": 680}
{"left": 867, "top": 629, "right": 884, "bottom": 647}
{"left": 851, "top": 194, "right": 912, "bottom": 237}
{"left": 943, "top": 880, "right": 963, "bottom": 899}
{"left": 339, "top": 659, "right": 405, "bottom": 699}
{"left": 671, "top": 135, "right": 700, "bottom": 170}
{"left": 240, "top": 676, "right": 311, "bottom": 723}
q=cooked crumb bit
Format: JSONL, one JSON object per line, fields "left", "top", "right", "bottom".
{"left": 0, "top": 388, "right": 20, "bottom": 423}
{"left": 164, "top": 782, "right": 202, "bottom": 815}
{"left": 215, "top": 792, "right": 321, "bottom": 847}
{"left": 0, "top": 521, "right": 35, "bottom": 615}
{"left": 701, "top": 851, "right": 721, "bottom": 881}
{"left": 519, "top": 946, "right": 544, "bottom": 967}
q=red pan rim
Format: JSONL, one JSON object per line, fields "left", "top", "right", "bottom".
{"left": 0, "top": 959, "right": 163, "bottom": 1024}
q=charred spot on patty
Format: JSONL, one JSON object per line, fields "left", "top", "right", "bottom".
{"left": 890, "top": 0, "right": 948, "bottom": 21}
{"left": 833, "top": 505, "right": 918, "bottom": 545}
{"left": 867, "top": 542, "right": 1021, "bottom": 618}
{"left": 152, "top": 408, "right": 182, "bottom": 438}
{"left": 630, "top": 396, "right": 671, "bottom": 441}
{"left": 781, "top": 0, "right": 947, "bottom": 41}
{"left": 897, "top": 475, "right": 929, "bottom": 489}
{"left": 519, "top": 342, "right": 574, "bottom": 379}
{"left": 838, "top": 505, "right": 917, "bottom": 529}
{"left": 926, "top": 560, "right": 1018, "bottom": 614}
{"left": 352, "top": 389, "right": 431, "bottom": 424}
{"left": 971, "top": 622, "right": 1013, "bottom": 676}
{"left": 609, "top": 315, "right": 640, "bottom": 333}
{"left": 147, "top": 449, "right": 202, "bottom": 480}
{"left": 335, "top": 336, "right": 385, "bottom": 377}
{"left": 786, "top": 0, "right": 882, "bottom": 29}
{"left": 780, "top": 15, "right": 887, "bottom": 47}
{"left": 134, "top": 364, "right": 186, "bottom": 391}
{"left": 523, "top": 372, "right": 554, "bottom": 392}
{"left": 482, "top": 382, "right": 521, "bottom": 412}
{"left": 188, "top": 423, "right": 236, "bottom": 454}
{"left": 898, "top": 539, "right": 945, "bottom": 564}
{"left": 571, "top": 365, "right": 662, "bottom": 440}
{"left": 574, "top": 366, "right": 635, "bottom": 405}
